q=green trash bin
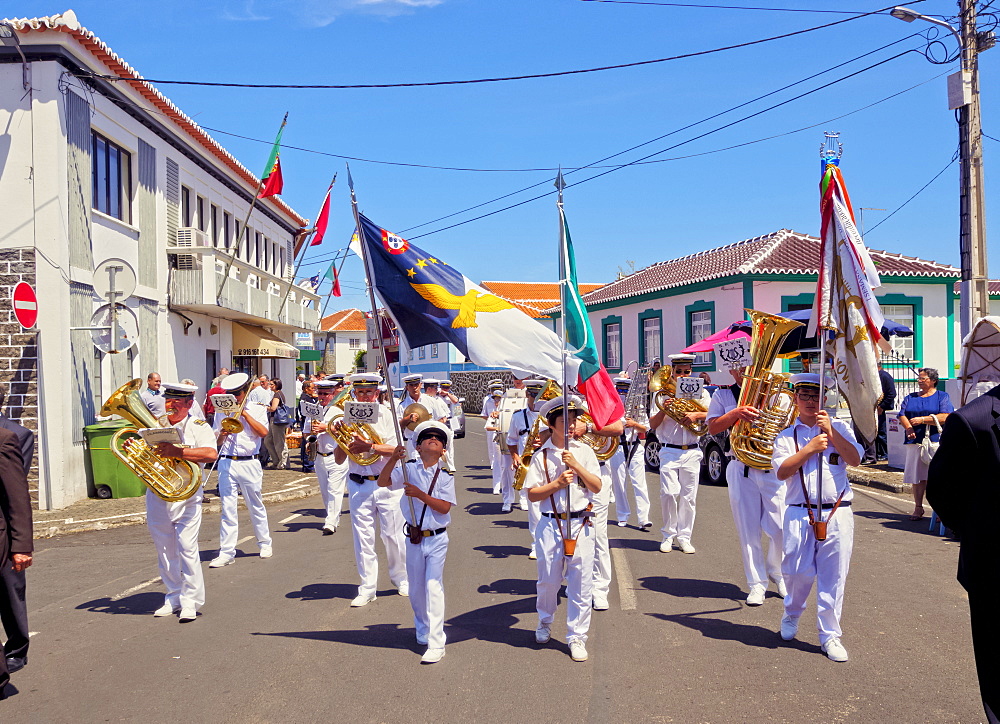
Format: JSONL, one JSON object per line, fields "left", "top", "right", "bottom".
{"left": 83, "top": 420, "right": 148, "bottom": 499}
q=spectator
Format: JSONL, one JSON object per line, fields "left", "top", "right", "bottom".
{"left": 203, "top": 370, "right": 228, "bottom": 419}
{"left": 698, "top": 371, "right": 718, "bottom": 395}
{"left": 264, "top": 379, "right": 290, "bottom": 470}
{"left": 298, "top": 381, "right": 319, "bottom": 473}
{"left": 140, "top": 372, "right": 165, "bottom": 418}
{"left": 863, "top": 362, "right": 897, "bottom": 463}
{"left": 898, "top": 367, "right": 953, "bottom": 520}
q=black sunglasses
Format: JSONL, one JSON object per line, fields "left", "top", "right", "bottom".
{"left": 420, "top": 433, "right": 447, "bottom": 443}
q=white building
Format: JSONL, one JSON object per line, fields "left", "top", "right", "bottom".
{"left": 0, "top": 11, "right": 320, "bottom": 508}
{"left": 317, "top": 309, "right": 369, "bottom": 374}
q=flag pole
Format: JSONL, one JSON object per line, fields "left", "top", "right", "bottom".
{"left": 319, "top": 247, "right": 350, "bottom": 373}
{"left": 556, "top": 170, "right": 572, "bottom": 532}
{"left": 277, "top": 174, "right": 336, "bottom": 320}
{"left": 217, "top": 112, "right": 288, "bottom": 301}
{"left": 346, "top": 164, "right": 416, "bottom": 522}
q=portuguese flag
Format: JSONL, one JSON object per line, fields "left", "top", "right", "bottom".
{"left": 258, "top": 114, "right": 287, "bottom": 199}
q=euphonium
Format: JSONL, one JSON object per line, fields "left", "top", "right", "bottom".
{"left": 325, "top": 385, "right": 383, "bottom": 466}
{"left": 513, "top": 381, "right": 562, "bottom": 490}
{"left": 730, "top": 308, "right": 805, "bottom": 470}
{"left": 100, "top": 379, "right": 202, "bottom": 502}
{"left": 648, "top": 368, "right": 709, "bottom": 436}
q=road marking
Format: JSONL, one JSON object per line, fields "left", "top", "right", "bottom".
{"left": 111, "top": 577, "right": 161, "bottom": 601}
{"left": 278, "top": 513, "right": 301, "bottom": 524}
{"left": 29, "top": 631, "right": 39, "bottom": 638}
{"left": 264, "top": 484, "right": 308, "bottom": 496}
{"left": 36, "top": 511, "right": 147, "bottom": 526}
{"left": 237, "top": 535, "right": 255, "bottom": 545}
{"left": 611, "top": 547, "right": 637, "bottom": 610}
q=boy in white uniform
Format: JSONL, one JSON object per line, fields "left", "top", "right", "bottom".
{"left": 481, "top": 381, "right": 505, "bottom": 493}
{"left": 312, "top": 380, "right": 349, "bottom": 535}
{"left": 148, "top": 383, "right": 218, "bottom": 622}
{"left": 334, "top": 373, "right": 408, "bottom": 606}
{"left": 209, "top": 373, "right": 273, "bottom": 567}
{"left": 524, "top": 396, "right": 602, "bottom": 663}
{"left": 378, "top": 421, "right": 456, "bottom": 664}
{"left": 772, "top": 373, "right": 862, "bottom": 663}
{"left": 609, "top": 377, "right": 652, "bottom": 529}
{"left": 506, "top": 379, "right": 545, "bottom": 514}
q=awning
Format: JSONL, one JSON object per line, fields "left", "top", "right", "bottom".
{"left": 232, "top": 322, "right": 299, "bottom": 359}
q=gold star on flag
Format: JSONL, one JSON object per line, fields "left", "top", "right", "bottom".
{"left": 428, "top": 257, "right": 439, "bottom": 264}
{"left": 416, "top": 259, "right": 428, "bottom": 268}
{"left": 406, "top": 268, "right": 417, "bottom": 278}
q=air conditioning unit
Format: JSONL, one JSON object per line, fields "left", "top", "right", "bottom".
{"left": 175, "top": 227, "right": 209, "bottom": 270}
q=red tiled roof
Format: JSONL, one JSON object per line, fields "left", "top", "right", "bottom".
{"left": 480, "top": 281, "right": 603, "bottom": 318}
{"left": 578, "top": 229, "right": 959, "bottom": 307}
{"left": 2, "top": 11, "right": 307, "bottom": 229}
{"left": 321, "top": 309, "right": 367, "bottom": 332}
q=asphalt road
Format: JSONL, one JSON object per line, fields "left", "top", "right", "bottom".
{"left": 2, "top": 420, "right": 985, "bottom": 723}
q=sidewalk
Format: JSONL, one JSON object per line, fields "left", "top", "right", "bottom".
{"left": 32, "top": 468, "right": 320, "bottom": 539}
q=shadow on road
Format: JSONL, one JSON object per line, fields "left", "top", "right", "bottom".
{"left": 475, "top": 544, "right": 531, "bottom": 559}
{"left": 76, "top": 591, "right": 163, "bottom": 616}
{"left": 477, "top": 577, "right": 536, "bottom": 596}
{"left": 491, "top": 519, "right": 528, "bottom": 530}
{"left": 610, "top": 537, "right": 660, "bottom": 553}
{"left": 285, "top": 583, "right": 396, "bottom": 602}
{"left": 465, "top": 501, "right": 509, "bottom": 516}
{"left": 639, "top": 575, "right": 744, "bottom": 601}
{"left": 467, "top": 487, "right": 493, "bottom": 495}
{"left": 254, "top": 622, "right": 418, "bottom": 651}
{"left": 291, "top": 507, "right": 325, "bottom": 518}
{"left": 854, "top": 510, "right": 954, "bottom": 537}
{"left": 647, "top": 609, "right": 822, "bottom": 653}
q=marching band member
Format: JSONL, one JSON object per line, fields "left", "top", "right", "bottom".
{"left": 524, "top": 396, "right": 602, "bottom": 662}
{"left": 377, "top": 421, "right": 456, "bottom": 664}
{"left": 707, "top": 364, "right": 787, "bottom": 606}
{"left": 148, "top": 383, "right": 218, "bottom": 622}
{"left": 397, "top": 373, "right": 426, "bottom": 452}
{"left": 333, "top": 373, "right": 409, "bottom": 606}
{"left": 313, "top": 379, "right": 349, "bottom": 535}
{"left": 298, "top": 380, "right": 319, "bottom": 473}
{"left": 438, "top": 379, "right": 462, "bottom": 434}
{"left": 610, "top": 377, "right": 652, "bottom": 530}
{"left": 481, "top": 381, "right": 505, "bottom": 494}
{"left": 506, "top": 379, "right": 546, "bottom": 513}
{"left": 209, "top": 373, "right": 273, "bottom": 568}
{"left": 421, "top": 379, "right": 451, "bottom": 424}
{"left": 772, "top": 374, "right": 862, "bottom": 662}
{"left": 495, "top": 377, "right": 528, "bottom": 512}
{"left": 648, "top": 354, "right": 711, "bottom": 554}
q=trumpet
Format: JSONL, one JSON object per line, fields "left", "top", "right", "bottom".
{"left": 219, "top": 393, "right": 251, "bottom": 435}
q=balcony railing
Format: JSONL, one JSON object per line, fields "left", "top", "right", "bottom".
{"left": 166, "top": 245, "right": 320, "bottom": 331}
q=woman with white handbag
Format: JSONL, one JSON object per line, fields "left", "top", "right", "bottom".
{"left": 898, "top": 368, "right": 954, "bottom": 520}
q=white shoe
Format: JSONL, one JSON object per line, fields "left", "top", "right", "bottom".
{"left": 535, "top": 625, "right": 551, "bottom": 644}
{"left": 209, "top": 555, "right": 234, "bottom": 568}
{"left": 659, "top": 538, "right": 673, "bottom": 553}
{"left": 780, "top": 615, "right": 799, "bottom": 641}
{"left": 528, "top": 548, "right": 538, "bottom": 560}
{"left": 640, "top": 522, "right": 653, "bottom": 531}
{"left": 746, "top": 585, "right": 766, "bottom": 606}
{"left": 773, "top": 578, "right": 788, "bottom": 598}
{"left": 569, "top": 641, "right": 588, "bottom": 662}
{"left": 259, "top": 544, "right": 273, "bottom": 559}
{"left": 501, "top": 504, "right": 512, "bottom": 513}
{"left": 493, "top": 488, "right": 501, "bottom": 495}
{"left": 351, "top": 593, "right": 376, "bottom": 607}
{"left": 153, "top": 603, "right": 178, "bottom": 617}
{"left": 822, "top": 638, "right": 849, "bottom": 662}
{"left": 397, "top": 581, "right": 410, "bottom": 597}
{"left": 518, "top": 501, "right": 529, "bottom": 511}
{"left": 593, "top": 596, "right": 609, "bottom": 611}
{"left": 421, "top": 647, "right": 446, "bottom": 664}
{"left": 678, "top": 540, "right": 696, "bottom": 554}
{"left": 178, "top": 607, "right": 197, "bottom": 623}
{"left": 617, "top": 520, "right": 628, "bottom": 527}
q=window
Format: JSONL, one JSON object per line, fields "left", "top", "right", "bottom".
{"left": 279, "top": 246, "right": 286, "bottom": 277}
{"left": 197, "top": 196, "right": 207, "bottom": 232}
{"left": 881, "top": 304, "right": 915, "bottom": 359}
{"left": 431, "top": 343, "right": 439, "bottom": 358}
{"left": 408, "top": 350, "right": 413, "bottom": 361}
{"left": 603, "top": 321, "right": 621, "bottom": 370}
{"left": 92, "top": 133, "right": 132, "bottom": 222}
{"left": 349, "top": 338, "right": 361, "bottom": 350}
{"left": 223, "top": 212, "right": 233, "bottom": 249}
{"left": 181, "top": 186, "right": 192, "bottom": 227}
{"left": 418, "top": 346, "right": 426, "bottom": 359}
{"left": 210, "top": 204, "right": 219, "bottom": 245}
{"left": 689, "top": 310, "right": 713, "bottom": 366}
{"left": 638, "top": 309, "right": 662, "bottom": 366}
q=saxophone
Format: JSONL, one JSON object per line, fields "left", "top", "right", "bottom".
{"left": 648, "top": 369, "right": 709, "bottom": 436}
{"left": 730, "top": 308, "right": 805, "bottom": 470}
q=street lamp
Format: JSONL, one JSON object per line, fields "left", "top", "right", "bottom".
{"left": 0, "top": 21, "right": 30, "bottom": 90}
{"left": 891, "top": 4, "right": 991, "bottom": 340}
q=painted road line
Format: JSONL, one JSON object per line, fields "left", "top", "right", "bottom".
{"left": 37, "top": 511, "right": 147, "bottom": 526}
{"left": 264, "top": 484, "right": 308, "bottom": 496}
{"left": 278, "top": 513, "right": 302, "bottom": 524}
{"left": 237, "top": 535, "right": 255, "bottom": 545}
{"left": 611, "top": 547, "right": 637, "bottom": 611}
{"left": 111, "top": 577, "right": 162, "bottom": 601}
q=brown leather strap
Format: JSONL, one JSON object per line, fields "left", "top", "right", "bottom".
{"left": 414, "top": 467, "right": 442, "bottom": 535}
{"left": 793, "top": 429, "right": 847, "bottom": 527}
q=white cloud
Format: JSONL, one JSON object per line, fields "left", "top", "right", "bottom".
{"left": 221, "top": 0, "right": 443, "bottom": 27}
{"left": 220, "top": 0, "right": 271, "bottom": 22}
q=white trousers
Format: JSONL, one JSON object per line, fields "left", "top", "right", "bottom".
{"left": 348, "top": 479, "right": 408, "bottom": 597}
{"left": 658, "top": 447, "right": 702, "bottom": 542}
{"left": 406, "top": 531, "right": 449, "bottom": 649}
{"left": 782, "top": 505, "right": 854, "bottom": 645}
{"left": 486, "top": 429, "right": 500, "bottom": 469}
{"left": 499, "top": 455, "right": 515, "bottom": 506}
{"left": 727, "top": 461, "right": 785, "bottom": 589}
{"left": 610, "top": 442, "right": 651, "bottom": 525}
{"left": 316, "top": 453, "right": 348, "bottom": 530}
{"left": 146, "top": 489, "right": 205, "bottom": 610}
{"left": 218, "top": 458, "right": 271, "bottom": 557}
{"left": 535, "top": 515, "right": 595, "bottom": 644}
{"left": 592, "top": 465, "right": 613, "bottom": 601}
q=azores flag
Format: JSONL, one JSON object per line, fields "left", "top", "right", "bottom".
{"left": 354, "top": 213, "right": 574, "bottom": 382}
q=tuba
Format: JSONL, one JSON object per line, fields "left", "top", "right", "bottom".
{"left": 730, "top": 308, "right": 805, "bottom": 470}
{"left": 648, "top": 368, "right": 709, "bottom": 436}
{"left": 100, "top": 379, "right": 202, "bottom": 502}
{"left": 325, "top": 385, "right": 384, "bottom": 466}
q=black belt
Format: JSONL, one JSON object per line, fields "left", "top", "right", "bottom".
{"left": 316, "top": 451, "right": 335, "bottom": 457}
{"left": 790, "top": 501, "right": 852, "bottom": 510}
{"left": 349, "top": 473, "right": 379, "bottom": 484}
{"left": 221, "top": 454, "right": 258, "bottom": 461}
{"left": 542, "top": 510, "right": 590, "bottom": 520}
{"left": 406, "top": 527, "right": 447, "bottom": 540}
{"left": 662, "top": 443, "right": 698, "bottom": 450}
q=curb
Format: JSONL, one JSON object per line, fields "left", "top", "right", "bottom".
{"left": 33, "top": 483, "right": 322, "bottom": 540}
{"left": 847, "top": 470, "right": 908, "bottom": 495}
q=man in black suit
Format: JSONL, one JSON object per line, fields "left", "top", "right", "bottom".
{"left": 927, "top": 384, "right": 1000, "bottom": 724}
{"left": 0, "top": 419, "right": 32, "bottom": 697}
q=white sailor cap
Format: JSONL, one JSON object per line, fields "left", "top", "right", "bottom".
{"left": 490, "top": 387, "right": 503, "bottom": 396}
{"left": 347, "top": 373, "right": 381, "bottom": 388}
{"left": 423, "top": 378, "right": 441, "bottom": 386}
{"left": 413, "top": 420, "right": 452, "bottom": 448}
{"left": 487, "top": 379, "right": 504, "bottom": 388}
{"left": 523, "top": 379, "right": 547, "bottom": 393}
{"left": 613, "top": 377, "right": 632, "bottom": 386}
{"left": 539, "top": 395, "right": 585, "bottom": 421}
{"left": 668, "top": 353, "right": 697, "bottom": 365}
{"left": 325, "top": 373, "right": 346, "bottom": 384}
{"left": 315, "top": 380, "right": 338, "bottom": 391}
{"left": 162, "top": 382, "right": 198, "bottom": 399}
{"left": 219, "top": 373, "right": 251, "bottom": 393}
{"left": 789, "top": 373, "right": 835, "bottom": 390}
{"left": 403, "top": 373, "right": 423, "bottom": 384}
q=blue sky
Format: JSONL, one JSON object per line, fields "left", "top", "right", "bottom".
{"left": 7, "top": 1, "right": 999, "bottom": 315}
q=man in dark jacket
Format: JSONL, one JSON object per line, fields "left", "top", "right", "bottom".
{"left": 0, "top": 423, "right": 32, "bottom": 697}
{"left": 927, "top": 384, "right": 1000, "bottom": 724}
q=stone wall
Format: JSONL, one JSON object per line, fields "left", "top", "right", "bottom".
{"left": 451, "top": 370, "right": 514, "bottom": 414}
{"left": 0, "top": 248, "right": 39, "bottom": 501}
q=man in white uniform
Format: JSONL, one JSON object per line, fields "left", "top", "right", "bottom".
{"left": 707, "top": 364, "right": 788, "bottom": 606}
{"left": 397, "top": 373, "right": 427, "bottom": 453}
{"left": 209, "top": 373, "right": 273, "bottom": 567}
{"left": 312, "top": 379, "right": 349, "bottom": 535}
{"left": 507, "top": 379, "right": 546, "bottom": 513}
{"left": 649, "top": 354, "right": 711, "bottom": 554}
{"left": 147, "top": 382, "right": 218, "bottom": 622}
{"left": 494, "top": 378, "right": 527, "bottom": 512}
{"left": 421, "top": 380, "right": 450, "bottom": 423}
{"left": 772, "top": 374, "right": 862, "bottom": 663}
{"left": 609, "top": 377, "right": 652, "bottom": 529}
{"left": 438, "top": 380, "right": 461, "bottom": 433}
{"left": 481, "top": 381, "right": 505, "bottom": 493}
{"left": 333, "top": 373, "right": 409, "bottom": 606}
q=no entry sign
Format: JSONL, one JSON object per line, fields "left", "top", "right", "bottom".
{"left": 12, "top": 282, "right": 38, "bottom": 329}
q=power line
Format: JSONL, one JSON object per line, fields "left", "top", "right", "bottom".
{"left": 84, "top": 4, "right": 907, "bottom": 90}
{"left": 578, "top": 0, "right": 878, "bottom": 12}
{"left": 865, "top": 153, "right": 958, "bottom": 235}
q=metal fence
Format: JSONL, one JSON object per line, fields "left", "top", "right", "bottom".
{"left": 881, "top": 349, "right": 920, "bottom": 404}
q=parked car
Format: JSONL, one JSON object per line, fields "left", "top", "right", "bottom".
{"left": 643, "top": 428, "right": 731, "bottom": 485}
